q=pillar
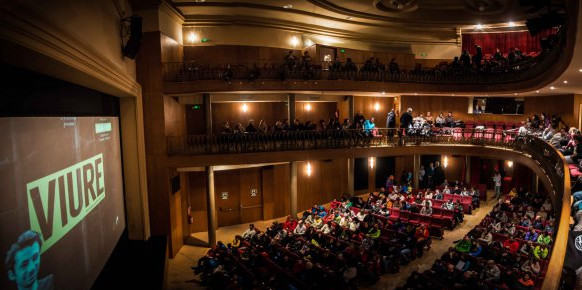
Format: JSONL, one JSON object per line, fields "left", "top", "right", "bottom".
{"left": 413, "top": 154, "right": 421, "bottom": 189}
{"left": 203, "top": 93, "right": 212, "bottom": 136}
{"left": 348, "top": 95, "right": 354, "bottom": 121}
{"left": 288, "top": 93, "right": 296, "bottom": 122}
{"left": 368, "top": 157, "right": 376, "bottom": 193}
{"left": 465, "top": 155, "right": 471, "bottom": 185}
{"left": 534, "top": 175, "right": 540, "bottom": 193}
{"left": 347, "top": 158, "right": 355, "bottom": 196}
{"left": 290, "top": 161, "right": 298, "bottom": 217}
{"left": 206, "top": 165, "right": 216, "bottom": 246}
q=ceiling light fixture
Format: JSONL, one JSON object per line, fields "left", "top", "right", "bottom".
{"left": 536, "top": 90, "right": 540, "bottom": 93}
{"left": 476, "top": 24, "right": 484, "bottom": 29}
{"left": 508, "top": 21, "right": 516, "bottom": 27}
{"left": 579, "top": 68, "right": 582, "bottom": 72}
{"left": 283, "top": 4, "right": 292, "bottom": 9}
{"left": 550, "top": 86, "right": 556, "bottom": 90}
{"left": 564, "top": 80, "right": 568, "bottom": 84}
{"left": 414, "top": 93, "right": 418, "bottom": 95}
{"left": 346, "top": 16, "right": 353, "bottom": 20}
{"left": 514, "top": 93, "right": 517, "bottom": 95}
{"left": 381, "top": 91, "right": 386, "bottom": 95}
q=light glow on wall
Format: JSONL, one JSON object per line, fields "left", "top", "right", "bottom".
{"left": 290, "top": 36, "right": 299, "bottom": 47}
{"left": 374, "top": 102, "right": 380, "bottom": 112}
{"left": 306, "top": 162, "right": 312, "bottom": 176}
{"left": 304, "top": 103, "right": 312, "bottom": 112}
{"left": 507, "top": 161, "right": 513, "bottom": 168}
{"left": 187, "top": 32, "right": 200, "bottom": 43}
{"left": 443, "top": 156, "right": 449, "bottom": 168}
{"left": 241, "top": 103, "right": 248, "bottom": 113}
{"left": 369, "top": 157, "right": 375, "bottom": 169}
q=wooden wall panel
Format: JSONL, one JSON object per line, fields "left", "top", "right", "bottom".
{"left": 185, "top": 105, "right": 206, "bottom": 135}
{"left": 164, "top": 96, "right": 186, "bottom": 137}
{"left": 394, "top": 156, "right": 414, "bottom": 183}
{"left": 354, "top": 96, "right": 395, "bottom": 128}
{"left": 211, "top": 102, "right": 287, "bottom": 134}
{"left": 294, "top": 102, "right": 338, "bottom": 124}
{"left": 401, "top": 94, "right": 577, "bottom": 127}
{"left": 184, "top": 45, "right": 301, "bottom": 65}
{"left": 169, "top": 177, "right": 183, "bottom": 255}
{"left": 187, "top": 172, "right": 208, "bottom": 233}
{"left": 297, "top": 160, "right": 347, "bottom": 211}
{"left": 239, "top": 168, "right": 263, "bottom": 223}
{"left": 334, "top": 47, "right": 415, "bottom": 70}
{"left": 214, "top": 170, "right": 241, "bottom": 227}
{"left": 161, "top": 33, "right": 183, "bottom": 63}
{"left": 441, "top": 155, "right": 464, "bottom": 183}
{"left": 261, "top": 165, "right": 290, "bottom": 220}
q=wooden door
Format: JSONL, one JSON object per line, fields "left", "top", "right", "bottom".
{"left": 240, "top": 168, "right": 263, "bottom": 223}
{"left": 215, "top": 170, "right": 241, "bottom": 227}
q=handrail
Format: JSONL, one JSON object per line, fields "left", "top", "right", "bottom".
{"left": 167, "top": 128, "right": 571, "bottom": 288}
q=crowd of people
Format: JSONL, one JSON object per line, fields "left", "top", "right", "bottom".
{"left": 211, "top": 41, "right": 556, "bottom": 83}
{"left": 400, "top": 189, "right": 555, "bottom": 290}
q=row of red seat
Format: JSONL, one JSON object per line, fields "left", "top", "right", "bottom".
{"left": 568, "top": 163, "right": 582, "bottom": 178}
{"left": 465, "top": 120, "right": 519, "bottom": 130}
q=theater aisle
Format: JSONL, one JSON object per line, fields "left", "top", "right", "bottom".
{"left": 373, "top": 190, "right": 496, "bottom": 290}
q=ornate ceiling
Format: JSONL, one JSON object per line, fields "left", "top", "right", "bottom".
{"left": 170, "top": 0, "right": 563, "bottom": 45}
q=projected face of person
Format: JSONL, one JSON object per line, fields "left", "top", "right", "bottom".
{"left": 8, "top": 242, "right": 41, "bottom": 289}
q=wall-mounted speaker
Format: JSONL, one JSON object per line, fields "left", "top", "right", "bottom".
{"left": 122, "top": 16, "right": 142, "bottom": 59}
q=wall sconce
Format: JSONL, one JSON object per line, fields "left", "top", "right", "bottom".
{"left": 374, "top": 102, "right": 380, "bottom": 112}
{"left": 290, "top": 36, "right": 299, "bottom": 47}
{"left": 304, "top": 103, "right": 312, "bottom": 112}
{"left": 241, "top": 103, "right": 248, "bottom": 113}
{"left": 323, "top": 54, "right": 332, "bottom": 62}
{"left": 187, "top": 32, "right": 200, "bottom": 44}
{"left": 306, "top": 162, "right": 312, "bottom": 176}
{"left": 369, "top": 157, "right": 375, "bottom": 169}
{"left": 443, "top": 156, "right": 449, "bottom": 168}
{"left": 507, "top": 161, "right": 513, "bottom": 168}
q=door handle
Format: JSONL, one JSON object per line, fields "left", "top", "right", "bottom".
{"left": 240, "top": 204, "right": 263, "bottom": 209}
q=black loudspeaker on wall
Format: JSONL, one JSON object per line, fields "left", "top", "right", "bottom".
{"left": 122, "top": 16, "right": 142, "bottom": 59}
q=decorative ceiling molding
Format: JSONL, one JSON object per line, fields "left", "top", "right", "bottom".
{"left": 183, "top": 15, "right": 458, "bottom": 45}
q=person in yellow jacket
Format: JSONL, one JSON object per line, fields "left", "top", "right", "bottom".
{"left": 533, "top": 244, "right": 548, "bottom": 260}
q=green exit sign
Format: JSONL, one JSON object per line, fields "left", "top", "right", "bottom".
{"left": 192, "top": 105, "right": 201, "bottom": 110}
{"left": 420, "top": 53, "right": 427, "bottom": 56}
{"left": 201, "top": 38, "right": 209, "bottom": 43}
{"left": 340, "top": 48, "right": 346, "bottom": 53}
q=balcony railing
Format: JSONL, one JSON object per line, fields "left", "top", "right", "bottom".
{"left": 167, "top": 127, "right": 570, "bottom": 289}
{"left": 163, "top": 31, "right": 564, "bottom": 85}
{"left": 167, "top": 128, "right": 519, "bottom": 156}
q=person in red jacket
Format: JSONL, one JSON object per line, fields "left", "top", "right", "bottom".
{"left": 503, "top": 236, "right": 520, "bottom": 253}
{"left": 283, "top": 215, "right": 298, "bottom": 231}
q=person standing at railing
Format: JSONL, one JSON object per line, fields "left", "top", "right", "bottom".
{"left": 493, "top": 171, "right": 502, "bottom": 200}
{"left": 386, "top": 108, "right": 396, "bottom": 129}
{"left": 399, "top": 108, "right": 413, "bottom": 142}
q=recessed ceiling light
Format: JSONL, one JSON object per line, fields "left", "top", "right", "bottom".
{"left": 283, "top": 4, "right": 292, "bottom": 9}
{"left": 579, "top": 68, "right": 582, "bottom": 72}
{"left": 550, "top": 86, "right": 556, "bottom": 90}
{"left": 536, "top": 90, "right": 540, "bottom": 93}
{"left": 514, "top": 93, "right": 517, "bottom": 95}
{"left": 508, "top": 21, "right": 516, "bottom": 27}
{"left": 414, "top": 93, "right": 418, "bottom": 95}
{"left": 195, "top": 0, "right": 205, "bottom": 2}
{"left": 381, "top": 91, "right": 385, "bottom": 95}
{"left": 476, "top": 24, "right": 483, "bottom": 29}
{"left": 346, "top": 16, "right": 353, "bottom": 20}
{"left": 564, "top": 80, "right": 568, "bottom": 84}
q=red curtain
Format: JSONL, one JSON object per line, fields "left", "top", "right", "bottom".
{"left": 462, "top": 28, "right": 557, "bottom": 56}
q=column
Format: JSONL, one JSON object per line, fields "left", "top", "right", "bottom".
{"left": 206, "top": 165, "right": 217, "bottom": 246}
{"left": 203, "top": 93, "right": 212, "bottom": 136}
{"left": 368, "top": 157, "right": 376, "bottom": 193}
{"left": 534, "top": 175, "right": 540, "bottom": 193}
{"left": 465, "top": 155, "right": 471, "bottom": 185}
{"left": 288, "top": 93, "right": 296, "bottom": 122}
{"left": 347, "top": 95, "right": 354, "bottom": 121}
{"left": 413, "top": 154, "right": 421, "bottom": 189}
{"left": 347, "top": 158, "right": 355, "bottom": 196}
{"left": 290, "top": 161, "right": 298, "bottom": 217}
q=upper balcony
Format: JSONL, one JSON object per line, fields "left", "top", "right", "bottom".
{"left": 162, "top": 7, "right": 577, "bottom": 95}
